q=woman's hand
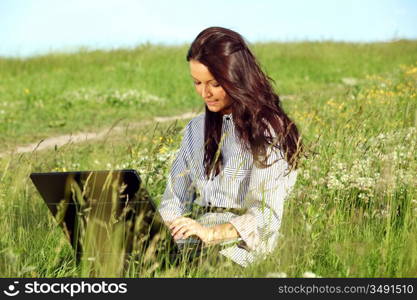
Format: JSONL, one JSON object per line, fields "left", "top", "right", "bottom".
{"left": 169, "top": 217, "right": 213, "bottom": 245}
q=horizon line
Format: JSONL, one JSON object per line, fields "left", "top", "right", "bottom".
{"left": 1, "top": 37, "right": 416, "bottom": 60}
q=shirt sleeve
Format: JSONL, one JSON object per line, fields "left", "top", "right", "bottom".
{"left": 158, "top": 120, "right": 196, "bottom": 222}
{"left": 229, "top": 144, "right": 297, "bottom": 254}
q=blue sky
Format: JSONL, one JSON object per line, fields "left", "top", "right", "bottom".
{"left": 1, "top": 0, "right": 416, "bottom": 58}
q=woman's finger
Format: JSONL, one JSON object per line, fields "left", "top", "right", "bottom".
{"left": 169, "top": 218, "right": 185, "bottom": 230}
{"left": 174, "top": 223, "right": 201, "bottom": 240}
{"left": 169, "top": 217, "right": 194, "bottom": 230}
{"left": 171, "top": 222, "right": 190, "bottom": 237}
{"left": 181, "top": 224, "right": 207, "bottom": 241}
{"left": 170, "top": 219, "right": 190, "bottom": 232}
{"left": 173, "top": 224, "right": 193, "bottom": 240}
{"left": 182, "top": 227, "right": 198, "bottom": 240}
{"left": 170, "top": 219, "right": 199, "bottom": 236}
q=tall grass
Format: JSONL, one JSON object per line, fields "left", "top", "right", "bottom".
{"left": 0, "top": 41, "right": 416, "bottom": 277}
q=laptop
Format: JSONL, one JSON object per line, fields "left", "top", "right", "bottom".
{"left": 30, "top": 169, "right": 201, "bottom": 270}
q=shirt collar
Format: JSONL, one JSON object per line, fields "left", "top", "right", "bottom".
{"left": 222, "top": 113, "right": 233, "bottom": 121}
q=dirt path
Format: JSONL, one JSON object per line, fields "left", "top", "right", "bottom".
{"left": 0, "top": 112, "right": 198, "bottom": 158}
{"left": 0, "top": 95, "right": 297, "bottom": 159}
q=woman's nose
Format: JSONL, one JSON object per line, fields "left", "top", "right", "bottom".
{"left": 201, "top": 85, "right": 211, "bottom": 98}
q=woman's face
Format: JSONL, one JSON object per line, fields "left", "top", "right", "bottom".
{"left": 189, "top": 59, "right": 233, "bottom": 115}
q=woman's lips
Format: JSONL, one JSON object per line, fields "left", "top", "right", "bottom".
{"left": 206, "top": 101, "right": 218, "bottom": 105}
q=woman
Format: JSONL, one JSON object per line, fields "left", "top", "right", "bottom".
{"left": 158, "top": 27, "right": 302, "bottom": 267}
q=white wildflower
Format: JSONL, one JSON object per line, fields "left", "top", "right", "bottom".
{"left": 327, "top": 175, "right": 344, "bottom": 190}
{"left": 341, "top": 77, "right": 358, "bottom": 86}
{"left": 266, "top": 272, "right": 288, "bottom": 278}
{"left": 302, "top": 271, "right": 321, "bottom": 278}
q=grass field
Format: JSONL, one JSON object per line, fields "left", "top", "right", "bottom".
{"left": 0, "top": 40, "right": 416, "bottom": 277}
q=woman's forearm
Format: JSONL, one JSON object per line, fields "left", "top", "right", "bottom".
{"left": 207, "top": 222, "right": 240, "bottom": 245}
{"left": 167, "top": 217, "right": 241, "bottom": 245}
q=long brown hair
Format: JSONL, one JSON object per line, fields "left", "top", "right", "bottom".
{"left": 186, "top": 27, "right": 303, "bottom": 178}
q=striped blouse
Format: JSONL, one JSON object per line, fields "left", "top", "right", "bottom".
{"left": 158, "top": 112, "right": 298, "bottom": 267}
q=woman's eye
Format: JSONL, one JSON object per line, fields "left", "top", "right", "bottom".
{"left": 212, "top": 83, "right": 220, "bottom": 87}
{"left": 193, "top": 82, "right": 200, "bottom": 85}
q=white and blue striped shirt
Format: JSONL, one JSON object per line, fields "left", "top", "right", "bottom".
{"left": 158, "top": 112, "right": 298, "bottom": 267}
